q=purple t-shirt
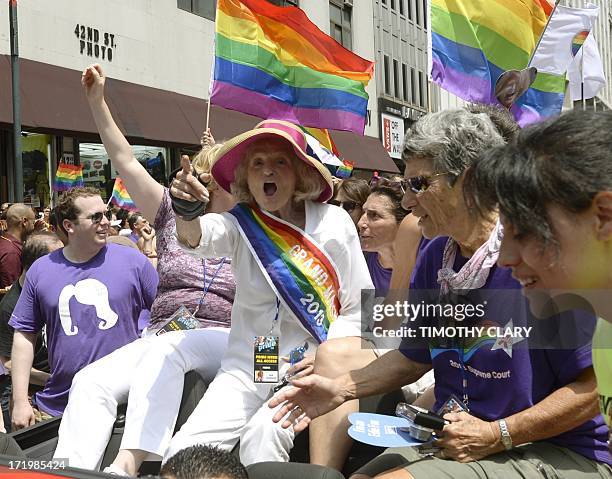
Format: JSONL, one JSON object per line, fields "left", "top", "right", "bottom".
{"left": 401, "top": 236, "right": 611, "bottom": 464}
{"left": 364, "top": 252, "right": 391, "bottom": 297}
{"left": 9, "top": 243, "right": 158, "bottom": 415}
{"left": 148, "top": 188, "right": 234, "bottom": 329}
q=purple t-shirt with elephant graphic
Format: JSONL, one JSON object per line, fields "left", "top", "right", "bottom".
{"left": 401, "top": 236, "right": 610, "bottom": 465}
{"left": 9, "top": 243, "right": 158, "bottom": 415}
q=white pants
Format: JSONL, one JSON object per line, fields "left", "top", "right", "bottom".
{"left": 54, "top": 327, "right": 230, "bottom": 471}
{"left": 164, "top": 370, "right": 296, "bottom": 466}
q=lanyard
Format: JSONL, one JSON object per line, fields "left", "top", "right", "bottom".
{"left": 193, "top": 257, "right": 226, "bottom": 315}
{"left": 459, "top": 339, "right": 469, "bottom": 411}
{"left": 266, "top": 299, "right": 281, "bottom": 336}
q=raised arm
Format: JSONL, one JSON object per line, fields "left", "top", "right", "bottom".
{"left": 81, "top": 64, "right": 163, "bottom": 222}
{"left": 171, "top": 156, "right": 209, "bottom": 248}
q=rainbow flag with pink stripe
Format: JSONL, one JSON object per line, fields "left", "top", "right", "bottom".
{"left": 110, "top": 177, "right": 137, "bottom": 211}
{"left": 53, "top": 163, "right": 84, "bottom": 191}
{"left": 211, "top": 0, "right": 374, "bottom": 134}
{"left": 571, "top": 30, "right": 590, "bottom": 57}
{"left": 431, "top": 0, "right": 565, "bottom": 125}
{"left": 229, "top": 203, "right": 341, "bottom": 343}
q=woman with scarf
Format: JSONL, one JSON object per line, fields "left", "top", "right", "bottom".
{"left": 270, "top": 109, "right": 610, "bottom": 478}
{"left": 167, "top": 118, "right": 373, "bottom": 464}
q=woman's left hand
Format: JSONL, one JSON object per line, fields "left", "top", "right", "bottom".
{"left": 434, "top": 412, "right": 503, "bottom": 463}
{"left": 285, "top": 355, "right": 315, "bottom": 380}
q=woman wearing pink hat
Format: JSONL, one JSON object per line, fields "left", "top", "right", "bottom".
{"left": 168, "top": 119, "right": 373, "bottom": 464}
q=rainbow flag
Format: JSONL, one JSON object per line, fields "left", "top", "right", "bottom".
{"left": 571, "top": 30, "right": 590, "bottom": 57}
{"left": 53, "top": 163, "right": 84, "bottom": 191}
{"left": 211, "top": 0, "right": 374, "bottom": 134}
{"left": 430, "top": 0, "right": 565, "bottom": 125}
{"left": 335, "top": 160, "right": 354, "bottom": 179}
{"left": 302, "top": 127, "right": 340, "bottom": 157}
{"left": 110, "top": 178, "right": 137, "bottom": 211}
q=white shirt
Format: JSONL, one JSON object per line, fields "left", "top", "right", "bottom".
{"left": 179, "top": 201, "right": 374, "bottom": 381}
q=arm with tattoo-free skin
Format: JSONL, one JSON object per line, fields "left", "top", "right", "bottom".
{"left": 270, "top": 350, "right": 432, "bottom": 432}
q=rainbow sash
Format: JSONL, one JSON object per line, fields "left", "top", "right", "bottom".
{"left": 229, "top": 204, "right": 342, "bottom": 343}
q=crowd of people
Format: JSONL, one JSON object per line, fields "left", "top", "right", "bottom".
{"left": 0, "top": 62, "right": 609, "bottom": 479}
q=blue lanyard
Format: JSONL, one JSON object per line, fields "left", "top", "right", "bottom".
{"left": 266, "top": 299, "right": 281, "bottom": 336}
{"left": 194, "top": 258, "right": 226, "bottom": 314}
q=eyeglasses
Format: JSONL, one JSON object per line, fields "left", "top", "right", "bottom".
{"left": 328, "top": 200, "right": 359, "bottom": 212}
{"left": 401, "top": 172, "right": 453, "bottom": 194}
{"left": 75, "top": 210, "right": 113, "bottom": 224}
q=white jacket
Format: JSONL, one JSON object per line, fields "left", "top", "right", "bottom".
{"left": 179, "top": 201, "right": 374, "bottom": 381}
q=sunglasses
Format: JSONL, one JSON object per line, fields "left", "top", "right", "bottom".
{"left": 75, "top": 210, "right": 113, "bottom": 224}
{"left": 401, "top": 172, "right": 453, "bottom": 194}
{"left": 328, "top": 200, "right": 359, "bottom": 212}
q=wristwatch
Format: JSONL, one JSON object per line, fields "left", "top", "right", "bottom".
{"left": 498, "top": 419, "right": 513, "bottom": 450}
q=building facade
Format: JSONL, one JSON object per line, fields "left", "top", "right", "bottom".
{"left": 0, "top": 0, "right": 396, "bottom": 205}
{"left": 563, "top": 0, "right": 612, "bottom": 109}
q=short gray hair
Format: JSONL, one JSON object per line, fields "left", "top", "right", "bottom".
{"left": 231, "top": 153, "right": 327, "bottom": 204}
{"left": 402, "top": 109, "right": 505, "bottom": 185}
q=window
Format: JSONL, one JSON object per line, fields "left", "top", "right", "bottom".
{"left": 402, "top": 63, "right": 408, "bottom": 101}
{"left": 399, "top": 0, "right": 404, "bottom": 16}
{"left": 384, "top": 56, "right": 391, "bottom": 94}
{"left": 407, "top": 0, "right": 413, "bottom": 21}
{"left": 411, "top": 68, "right": 417, "bottom": 104}
{"left": 416, "top": 0, "right": 421, "bottom": 25}
{"left": 391, "top": 0, "right": 396, "bottom": 11}
{"left": 423, "top": 0, "right": 427, "bottom": 28}
{"left": 177, "top": 0, "right": 216, "bottom": 21}
{"left": 267, "top": 0, "right": 298, "bottom": 6}
{"left": 393, "top": 59, "right": 400, "bottom": 99}
{"left": 330, "top": 2, "right": 352, "bottom": 50}
{"left": 419, "top": 70, "right": 426, "bottom": 107}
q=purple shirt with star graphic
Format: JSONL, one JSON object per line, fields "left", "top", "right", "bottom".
{"left": 400, "top": 236, "right": 610, "bottom": 465}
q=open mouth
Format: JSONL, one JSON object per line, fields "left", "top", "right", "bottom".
{"left": 264, "top": 182, "right": 278, "bottom": 197}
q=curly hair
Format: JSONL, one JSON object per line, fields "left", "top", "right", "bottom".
{"left": 160, "top": 445, "right": 247, "bottom": 479}
{"left": 402, "top": 109, "right": 505, "bottom": 187}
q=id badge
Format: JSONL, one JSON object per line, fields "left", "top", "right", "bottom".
{"left": 156, "top": 306, "right": 200, "bottom": 336}
{"left": 253, "top": 335, "right": 280, "bottom": 383}
{"left": 437, "top": 394, "right": 468, "bottom": 416}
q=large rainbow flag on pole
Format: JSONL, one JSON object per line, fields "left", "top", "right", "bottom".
{"left": 109, "top": 177, "right": 137, "bottom": 211}
{"left": 211, "top": 0, "right": 374, "bottom": 134}
{"left": 430, "top": 0, "right": 566, "bottom": 125}
{"left": 53, "top": 163, "right": 84, "bottom": 191}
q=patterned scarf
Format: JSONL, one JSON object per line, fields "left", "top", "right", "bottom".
{"left": 437, "top": 221, "right": 503, "bottom": 296}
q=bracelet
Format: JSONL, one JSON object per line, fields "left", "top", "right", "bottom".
{"left": 498, "top": 419, "right": 513, "bottom": 450}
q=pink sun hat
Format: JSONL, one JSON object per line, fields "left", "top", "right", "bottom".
{"left": 210, "top": 119, "right": 334, "bottom": 203}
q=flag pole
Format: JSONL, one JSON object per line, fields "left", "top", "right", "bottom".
{"left": 528, "top": 0, "right": 562, "bottom": 67}
{"left": 581, "top": 46, "right": 586, "bottom": 110}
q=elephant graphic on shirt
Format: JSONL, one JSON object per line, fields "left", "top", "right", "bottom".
{"left": 58, "top": 279, "right": 119, "bottom": 336}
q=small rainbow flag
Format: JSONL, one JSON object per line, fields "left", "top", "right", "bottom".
{"left": 211, "top": 0, "right": 374, "bottom": 134}
{"left": 335, "top": 160, "right": 354, "bottom": 179}
{"left": 53, "top": 163, "right": 84, "bottom": 191}
{"left": 110, "top": 178, "right": 137, "bottom": 211}
{"left": 571, "top": 30, "right": 590, "bottom": 57}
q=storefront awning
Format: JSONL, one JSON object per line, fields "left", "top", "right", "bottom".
{"left": 0, "top": 55, "right": 398, "bottom": 173}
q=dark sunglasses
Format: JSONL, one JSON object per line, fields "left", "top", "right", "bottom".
{"left": 328, "top": 200, "right": 359, "bottom": 212}
{"left": 402, "top": 172, "right": 452, "bottom": 194}
{"left": 76, "top": 210, "right": 113, "bottom": 224}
